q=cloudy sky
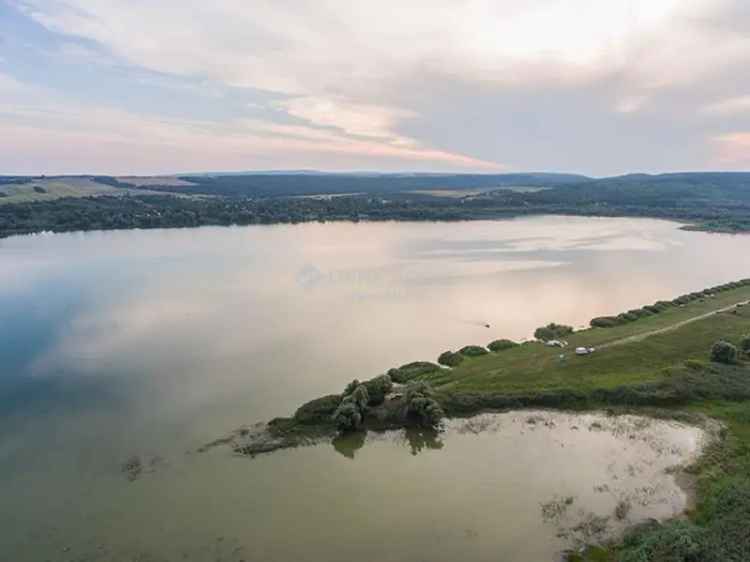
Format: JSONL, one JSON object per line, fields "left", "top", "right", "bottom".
{"left": 1, "top": 0, "right": 749, "bottom": 176}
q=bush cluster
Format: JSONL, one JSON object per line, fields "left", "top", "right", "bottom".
{"left": 589, "top": 280, "right": 750, "bottom": 330}
{"left": 534, "top": 323, "right": 574, "bottom": 342}
{"left": 331, "top": 373, "right": 395, "bottom": 432}
{"left": 388, "top": 362, "right": 441, "bottom": 383}
{"left": 711, "top": 340, "right": 738, "bottom": 364}
{"left": 293, "top": 394, "right": 343, "bottom": 425}
{"left": 405, "top": 382, "right": 445, "bottom": 428}
{"left": 591, "top": 302, "right": 674, "bottom": 329}
{"left": 620, "top": 478, "right": 750, "bottom": 562}
{"left": 361, "top": 374, "right": 394, "bottom": 405}
{"left": 437, "top": 351, "right": 464, "bottom": 367}
{"left": 332, "top": 383, "right": 370, "bottom": 431}
{"left": 459, "top": 345, "right": 489, "bottom": 357}
{"left": 487, "top": 339, "right": 519, "bottom": 352}
{"left": 620, "top": 520, "right": 709, "bottom": 562}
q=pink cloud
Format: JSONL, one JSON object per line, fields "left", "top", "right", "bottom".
{"left": 712, "top": 132, "right": 750, "bottom": 166}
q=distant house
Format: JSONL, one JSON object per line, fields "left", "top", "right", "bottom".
{"left": 576, "top": 347, "right": 596, "bottom": 356}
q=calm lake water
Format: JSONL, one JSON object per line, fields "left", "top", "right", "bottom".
{"left": 0, "top": 216, "right": 747, "bottom": 561}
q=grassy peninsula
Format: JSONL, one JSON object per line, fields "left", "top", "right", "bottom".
{"left": 217, "top": 278, "right": 750, "bottom": 561}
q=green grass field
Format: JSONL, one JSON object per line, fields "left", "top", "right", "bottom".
{"left": 418, "top": 285, "right": 750, "bottom": 395}
{"left": 282, "top": 280, "right": 750, "bottom": 560}
{"left": 0, "top": 177, "right": 168, "bottom": 204}
{"left": 408, "top": 282, "right": 750, "bottom": 562}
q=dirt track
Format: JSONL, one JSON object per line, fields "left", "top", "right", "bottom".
{"left": 598, "top": 300, "right": 750, "bottom": 350}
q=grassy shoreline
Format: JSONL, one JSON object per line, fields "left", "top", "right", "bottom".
{"left": 211, "top": 278, "right": 750, "bottom": 561}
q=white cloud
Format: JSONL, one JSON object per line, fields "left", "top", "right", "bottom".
{"left": 703, "top": 95, "right": 750, "bottom": 116}
{"left": 8, "top": 0, "right": 750, "bottom": 173}
{"left": 18, "top": 0, "right": 732, "bottom": 94}
{"left": 614, "top": 94, "right": 650, "bottom": 114}
{"left": 0, "top": 78, "right": 502, "bottom": 173}
{"left": 278, "top": 97, "right": 417, "bottom": 142}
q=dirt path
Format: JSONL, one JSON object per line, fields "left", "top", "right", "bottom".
{"left": 598, "top": 300, "right": 750, "bottom": 350}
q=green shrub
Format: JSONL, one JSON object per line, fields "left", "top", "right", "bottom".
{"left": 389, "top": 361, "right": 441, "bottom": 383}
{"left": 344, "top": 379, "right": 361, "bottom": 395}
{"left": 534, "top": 323, "right": 574, "bottom": 341}
{"left": 405, "top": 382, "right": 445, "bottom": 428}
{"left": 362, "top": 374, "right": 393, "bottom": 405}
{"left": 740, "top": 336, "right": 750, "bottom": 354}
{"left": 293, "top": 394, "right": 342, "bottom": 425}
{"left": 618, "top": 312, "right": 639, "bottom": 323}
{"left": 437, "top": 351, "right": 463, "bottom": 367}
{"left": 487, "top": 339, "right": 519, "bottom": 352}
{"left": 619, "top": 520, "right": 709, "bottom": 562}
{"left": 332, "top": 384, "right": 370, "bottom": 432}
{"left": 700, "top": 478, "right": 750, "bottom": 560}
{"left": 350, "top": 384, "right": 369, "bottom": 411}
{"left": 711, "top": 341, "right": 738, "bottom": 364}
{"left": 331, "top": 399, "right": 363, "bottom": 432}
{"left": 459, "top": 345, "right": 488, "bottom": 357}
{"left": 627, "top": 478, "right": 750, "bottom": 562}
{"left": 591, "top": 316, "right": 620, "bottom": 328}
{"left": 629, "top": 308, "right": 650, "bottom": 318}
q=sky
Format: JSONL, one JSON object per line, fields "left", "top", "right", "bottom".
{"left": 1, "top": 0, "right": 750, "bottom": 176}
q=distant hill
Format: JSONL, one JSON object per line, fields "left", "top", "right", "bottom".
{"left": 108, "top": 172, "right": 592, "bottom": 197}
{"left": 3, "top": 171, "right": 750, "bottom": 237}
{"left": 3, "top": 171, "right": 749, "bottom": 204}
{"left": 554, "top": 172, "right": 750, "bottom": 204}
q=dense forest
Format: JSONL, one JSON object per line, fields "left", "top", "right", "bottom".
{"left": 1, "top": 172, "right": 750, "bottom": 238}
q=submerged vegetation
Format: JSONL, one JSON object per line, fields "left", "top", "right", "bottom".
{"left": 207, "top": 277, "right": 750, "bottom": 561}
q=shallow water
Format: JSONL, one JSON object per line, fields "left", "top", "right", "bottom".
{"left": 0, "top": 216, "right": 747, "bottom": 561}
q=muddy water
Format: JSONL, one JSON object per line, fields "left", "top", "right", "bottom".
{"left": 0, "top": 216, "right": 742, "bottom": 561}
{"left": 5, "top": 410, "right": 705, "bottom": 562}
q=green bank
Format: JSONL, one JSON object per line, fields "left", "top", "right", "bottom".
{"left": 238, "top": 278, "right": 750, "bottom": 561}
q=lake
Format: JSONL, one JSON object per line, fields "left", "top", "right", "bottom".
{"left": 0, "top": 216, "right": 747, "bottom": 561}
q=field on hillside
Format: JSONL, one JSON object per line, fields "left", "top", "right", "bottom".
{"left": 0, "top": 177, "right": 119, "bottom": 203}
{"left": 0, "top": 177, "right": 177, "bottom": 204}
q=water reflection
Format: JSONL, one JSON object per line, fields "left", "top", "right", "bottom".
{"left": 0, "top": 217, "right": 746, "bottom": 561}
{"left": 332, "top": 427, "right": 445, "bottom": 459}
{"left": 332, "top": 431, "right": 366, "bottom": 459}
{"left": 404, "top": 427, "right": 445, "bottom": 456}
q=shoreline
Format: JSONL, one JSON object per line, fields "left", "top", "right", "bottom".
{"left": 3, "top": 198, "right": 750, "bottom": 241}
{"left": 200, "top": 277, "right": 750, "bottom": 561}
